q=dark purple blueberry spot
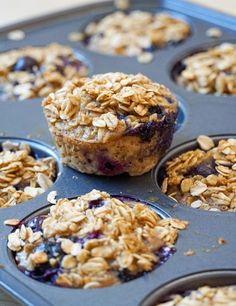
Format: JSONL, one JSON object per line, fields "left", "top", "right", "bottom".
{"left": 186, "top": 159, "right": 217, "bottom": 177}
{"left": 118, "top": 269, "right": 145, "bottom": 283}
{"left": 134, "top": 121, "right": 157, "bottom": 141}
{"left": 148, "top": 105, "right": 165, "bottom": 118}
{"left": 117, "top": 113, "right": 126, "bottom": 120}
{"left": 23, "top": 215, "right": 47, "bottom": 232}
{"left": 24, "top": 264, "right": 59, "bottom": 284}
{"left": 88, "top": 198, "right": 104, "bottom": 209}
{"left": 165, "top": 96, "right": 175, "bottom": 104}
{"left": 54, "top": 64, "right": 65, "bottom": 75}
{"left": 98, "top": 156, "right": 124, "bottom": 176}
{"left": 69, "top": 59, "right": 83, "bottom": 71}
{"left": 11, "top": 56, "right": 39, "bottom": 73}
{"left": 71, "top": 231, "right": 103, "bottom": 246}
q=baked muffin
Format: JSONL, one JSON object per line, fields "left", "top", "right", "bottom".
{"left": 157, "top": 285, "right": 236, "bottom": 305}
{"left": 176, "top": 43, "right": 236, "bottom": 95}
{"left": 7, "top": 189, "right": 188, "bottom": 288}
{"left": 161, "top": 136, "right": 236, "bottom": 212}
{"left": 0, "top": 141, "right": 56, "bottom": 208}
{"left": 42, "top": 72, "right": 178, "bottom": 176}
{"left": 82, "top": 11, "right": 190, "bottom": 59}
{"left": 0, "top": 43, "right": 88, "bottom": 100}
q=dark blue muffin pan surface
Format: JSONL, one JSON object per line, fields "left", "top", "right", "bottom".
{"left": 0, "top": 0, "right": 236, "bottom": 305}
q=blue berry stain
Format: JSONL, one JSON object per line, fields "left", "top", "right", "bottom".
{"left": 12, "top": 56, "right": 39, "bottom": 73}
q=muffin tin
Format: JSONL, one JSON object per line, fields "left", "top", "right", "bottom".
{"left": 0, "top": 0, "right": 236, "bottom": 305}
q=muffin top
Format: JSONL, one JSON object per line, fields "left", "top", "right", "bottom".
{"left": 8, "top": 189, "right": 188, "bottom": 288}
{"left": 0, "top": 141, "right": 56, "bottom": 208}
{"left": 157, "top": 285, "right": 236, "bottom": 306}
{"left": 43, "top": 72, "right": 178, "bottom": 143}
{"left": 177, "top": 43, "right": 236, "bottom": 95}
{"left": 162, "top": 136, "right": 236, "bottom": 212}
{"left": 83, "top": 11, "right": 190, "bottom": 57}
{"left": 0, "top": 43, "right": 88, "bottom": 100}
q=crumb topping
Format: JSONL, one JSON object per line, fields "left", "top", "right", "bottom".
{"left": 162, "top": 137, "right": 236, "bottom": 212}
{"left": 177, "top": 43, "right": 236, "bottom": 95}
{"left": 157, "top": 285, "right": 236, "bottom": 305}
{"left": 83, "top": 11, "right": 190, "bottom": 58}
{"left": 8, "top": 189, "right": 188, "bottom": 288}
{"left": 0, "top": 43, "right": 88, "bottom": 100}
{"left": 0, "top": 141, "right": 56, "bottom": 208}
{"left": 43, "top": 72, "right": 178, "bottom": 143}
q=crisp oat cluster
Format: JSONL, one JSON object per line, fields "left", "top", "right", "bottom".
{"left": 162, "top": 136, "right": 236, "bottom": 212}
{"left": 177, "top": 43, "right": 236, "bottom": 95}
{"left": 0, "top": 141, "right": 56, "bottom": 208}
{"left": 157, "top": 285, "right": 236, "bottom": 306}
{"left": 43, "top": 72, "right": 178, "bottom": 175}
{"left": 0, "top": 43, "right": 88, "bottom": 100}
{"left": 83, "top": 11, "right": 190, "bottom": 59}
{"left": 8, "top": 190, "right": 188, "bottom": 288}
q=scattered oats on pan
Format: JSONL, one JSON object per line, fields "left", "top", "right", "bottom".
{"left": 4, "top": 218, "right": 20, "bottom": 226}
{"left": 8, "top": 189, "right": 188, "bottom": 288}
{"left": 114, "top": 0, "right": 130, "bottom": 10}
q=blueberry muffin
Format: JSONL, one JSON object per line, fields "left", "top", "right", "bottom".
{"left": 0, "top": 43, "right": 88, "bottom": 100}
{"left": 82, "top": 11, "right": 190, "bottom": 60}
{"left": 42, "top": 72, "right": 178, "bottom": 176}
{"left": 7, "top": 189, "right": 188, "bottom": 288}
{"left": 157, "top": 285, "right": 236, "bottom": 305}
{"left": 161, "top": 136, "right": 236, "bottom": 212}
{"left": 176, "top": 43, "right": 236, "bottom": 95}
{"left": 0, "top": 141, "right": 56, "bottom": 208}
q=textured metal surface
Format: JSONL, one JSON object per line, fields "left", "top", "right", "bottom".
{"left": 0, "top": 0, "right": 236, "bottom": 305}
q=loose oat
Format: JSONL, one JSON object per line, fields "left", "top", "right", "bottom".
{"left": 7, "top": 30, "right": 25, "bottom": 41}
{"left": 162, "top": 137, "right": 236, "bottom": 212}
{"left": 47, "top": 190, "right": 57, "bottom": 204}
{"left": 0, "top": 141, "right": 56, "bottom": 208}
{"left": 206, "top": 27, "right": 222, "bottom": 38}
{"left": 82, "top": 11, "right": 190, "bottom": 59}
{"left": 8, "top": 189, "right": 188, "bottom": 288}
{"left": 4, "top": 218, "right": 20, "bottom": 226}
{"left": 157, "top": 285, "right": 236, "bottom": 305}
{"left": 184, "top": 249, "right": 195, "bottom": 256}
{"left": 177, "top": 43, "right": 236, "bottom": 95}
{"left": 114, "top": 0, "right": 130, "bottom": 10}
{"left": 137, "top": 52, "right": 154, "bottom": 64}
{"left": 0, "top": 43, "right": 89, "bottom": 101}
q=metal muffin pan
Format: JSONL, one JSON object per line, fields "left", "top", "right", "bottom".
{"left": 0, "top": 0, "right": 236, "bottom": 305}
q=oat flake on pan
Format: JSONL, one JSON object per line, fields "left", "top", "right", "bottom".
{"left": 42, "top": 72, "right": 178, "bottom": 176}
{"left": 162, "top": 137, "right": 236, "bottom": 212}
{"left": 83, "top": 11, "right": 190, "bottom": 59}
{"left": 8, "top": 189, "right": 188, "bottom": 288}
{"left": 177, "top": 43, "right": 236, "bottom": 95}
{"left": 0, "top": 141, "right": 56, "bottom": 208}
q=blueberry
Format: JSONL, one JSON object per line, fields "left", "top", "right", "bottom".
{"left": 137, "top": 121, "right": 157, "bottom": 141}
{"left": 33, "top": 240, "right": 62, "bottom": 258}
{"left": 118, "top": 269, "right": 144, "bottom": 283}
{"left": 23, "top": 215, "right": 47, "bottom": 232}
{"left": 11, "top": 56, "right": 39, "bottom": 73}
{"left": 97, "top": 156, "right": 124, "bottom": 176}
{"left": 148, "top": 105, "right": 165, "bottom": 117}
{"left": 186, "top": 159, "right": 217, "bottom": 177}
{"left": 165, "top": 96, "right": 175, "bottom": 104}
{"left": 88, "top": 199, "right": 104, "bottom": 209}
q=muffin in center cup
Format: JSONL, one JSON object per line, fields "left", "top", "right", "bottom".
{"left": 42, "top": 72, "right": 178, "bottom": 176}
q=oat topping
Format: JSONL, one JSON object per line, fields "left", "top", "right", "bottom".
{"left": 8, "top": 190, "right": 188, "bottom": 288}
{"left": 157, "top": 285, "right": 236, "bottom": 305}
{"left": 162, "top": 137, "right": 236, "bottom": 212}
{"left": 176, "top": 43, "right": 236, "bottom": 95}
{"left": 4, "top": 218, "right": 20, "bottom": 226}
{"left": 43, "top": 72, "right": 178, "bottom": 143}
{"left": 0, "top": 43, "right": 88, "bottom": 100}
{"left": 7, "top": 30, "right": 25, "bottom": 41}
{"left": 0, "top": 141, "right": 56, "bottom": 208}
{"left": 83, "top": 11, "right": 190, "bottom": 59}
